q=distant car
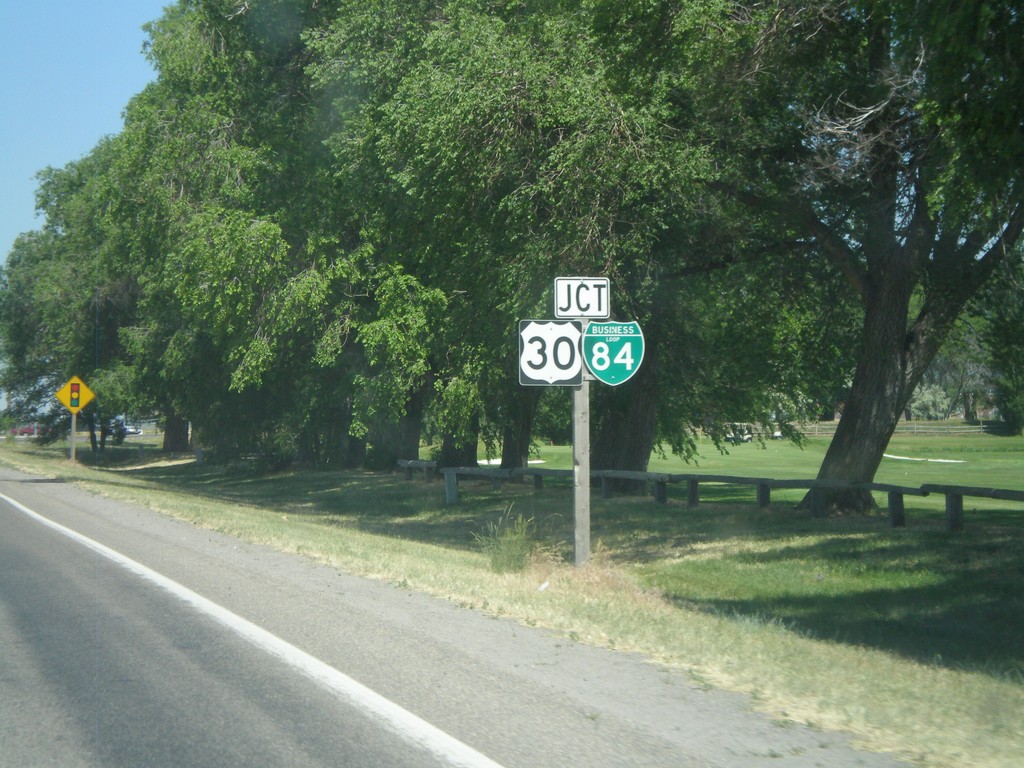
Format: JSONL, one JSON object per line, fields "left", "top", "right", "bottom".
{"left": 125, "top": 425, "right": 143, "bottom": 436}
{"left": 11, "top": 424, "right": 37, "bottom": 436}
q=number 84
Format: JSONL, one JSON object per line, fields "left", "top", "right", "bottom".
{"left": 589, "top": 342, "right": 635, "bottom": 371}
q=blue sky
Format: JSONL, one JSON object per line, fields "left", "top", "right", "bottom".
{"left": 0, "top": 1, "right": 170, "bottom": 263}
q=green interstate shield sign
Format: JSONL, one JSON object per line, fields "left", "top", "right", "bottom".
{"left": 582, "top": 321, "right": 645, "bottom": 386}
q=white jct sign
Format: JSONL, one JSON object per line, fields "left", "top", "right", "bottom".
{"left": 554, "top": 277, "right": 610, "bottom": 319}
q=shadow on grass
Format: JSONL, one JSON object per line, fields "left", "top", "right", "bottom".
{"left": 96, "top": 459, "right": 1024, "bottom": 682}
{"left": 104, "top": 460, "right": 520, "bottom": 550}
{"left": 661, "top": 531, "right": 1024, "bottom": 679}
{"left": 625, "top": 501, "right": 1024, "bottom": 679}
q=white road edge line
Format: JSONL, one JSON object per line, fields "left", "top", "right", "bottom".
{"left": 1, "top": 492, "right": 506, "bottom": 768}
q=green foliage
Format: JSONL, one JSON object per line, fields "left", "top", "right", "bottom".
{"left": 907, "top": 384, "right": 953, "bottom": 421}
{"left": 977, "top": 249, "right": 1024, "bottom": 434}
{"left": 2, "top": 0, "right": 1021, "bottom": 484}
{"left": 995, "top": 375, "right": 1024, "bottom": 435}
{"left": 890, "top": 0, "right": 1024, "bottom": 216}
{"left": 252, "top": 424, "right": 299, "bottom": 473}
{"left": 532, "top": 389, "right": 572, "bottom": 446}
{"left": 350, "top": 266, "right": 446, "bottom": 438}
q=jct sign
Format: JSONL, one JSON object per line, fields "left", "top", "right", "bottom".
{"left": 554, "top": 277, "right": 610, "bottom": 319}
{"left": 583, "top": 321, "right": 645, "bottom": 386}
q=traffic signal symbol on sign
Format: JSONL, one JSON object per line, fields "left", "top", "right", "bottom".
{"left": 55, "top": 376, "right": 95, "bottom": 414}
{"left": 519, "top": 320, "right": 583, "bottom": 386}
{"left": 583, "top": 321, "right": 645, "bottom": 386}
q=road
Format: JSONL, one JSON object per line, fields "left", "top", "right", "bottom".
{"left": 0, "top": 466, "right": 909, "bottom": 767}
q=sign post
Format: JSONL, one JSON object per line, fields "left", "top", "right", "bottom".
{"left": 55, "top": 376, "right": 95, "bottom": 462}
{"left": 572, "top": 375, "right": 590, "bottom": 566}
{"left": 518, "top": 278, "right": 645, "bottom": 566}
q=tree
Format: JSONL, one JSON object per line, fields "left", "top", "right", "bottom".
{"left": 308, "top": 0, "right": 836, "bottom": 472}
{"left": 696, "top": 1, "right": 1024, "bottom": 510}
{"left": 116, "top": 0, "right": 359, "bottom": 461}
{"left": 0, "top": 141, "right": 141, "bottom": 452}
{"left": 8, "top": 0, "right": 1019, "bottom": 486}
{"left": 977, "top": 246, "right": 1024, "bottom": 434}
{"left": 908, "top": 317, "right": 990, "bottom": 421}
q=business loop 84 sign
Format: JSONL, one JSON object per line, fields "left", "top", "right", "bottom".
{"left": 519, "top": 320, "right": 583, "bottom": 386}
{"left": 583, "top": 321, "right": 645, "bottom": 386}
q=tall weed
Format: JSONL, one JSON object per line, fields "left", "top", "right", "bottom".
{"left": 474, "top": 505, "right": 536, "bottom": 573}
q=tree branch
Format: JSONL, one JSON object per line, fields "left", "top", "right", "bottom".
{"left": 708, "top": 179, "right": 867, "bottom": 300}
{"left": 798, "top": 205, "right": 867, "bottom": 300}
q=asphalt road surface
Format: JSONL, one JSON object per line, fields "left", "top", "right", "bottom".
{"left": 0, "top": 466, "right": 909, "bottom": 767}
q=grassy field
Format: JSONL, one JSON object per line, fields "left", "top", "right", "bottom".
{"left": 2, "top": 432, "right": 1022, "bottom": 768}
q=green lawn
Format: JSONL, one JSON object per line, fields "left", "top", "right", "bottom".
{"left": 527, "top": 432, "right": 1024, "bottom": 516}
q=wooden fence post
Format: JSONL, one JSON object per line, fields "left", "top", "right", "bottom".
{"left": 888, "top": 492, "right": 906, "bottom": 528}
{"left": 653, "top": 480, "right": 667, "bottom": 504}
{"left": 810, "top": 486, "right": 827, "bottom": 518}
{"left": 946, "top": 493, "right": 964, "bottom": 532}
{"left": 444, "top": 470, "right": 459, "bottom": 505}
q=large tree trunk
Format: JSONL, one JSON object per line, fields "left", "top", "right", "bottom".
{"left": 591, "top": 345, "right": 657, "bottom": 489}
{"left": 809, "top": 261, "right": 916, "bottom": 511}
{"left": 397, "top": 386, "right": 427, "bottom": 461}
{"left": 162, "top": 410, "right": 191, "bottom": 452}
{"left": 500, "top": 386, "right": 540, "bottom": 469}
{"left": 85, "top": 412, "right": 99, "bottom": 454}
{"left": 439, "top": 411, "right": 480, "bottom": 468}
{"left": 805, "top": 16, "right": 926, "bottom": 513}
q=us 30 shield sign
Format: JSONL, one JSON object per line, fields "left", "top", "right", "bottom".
{"left": 519, "top": 320, "right": 583, "bottom": 386}
{"left": 583, "top": 321, "right": 645, "bottom": 386}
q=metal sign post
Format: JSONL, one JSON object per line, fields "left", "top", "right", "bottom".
{"left": 519, "top": 277, "right": 644, "bottom": 567}
{"left": 572, "top": 371, "right": 591, "bottom": 566}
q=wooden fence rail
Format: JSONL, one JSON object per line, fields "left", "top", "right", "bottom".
{"left": 404, "top": 463, "right": 1022, "bottom": 531}
{"left": 920, "top": 484, "right": 1024, "bottom": 531}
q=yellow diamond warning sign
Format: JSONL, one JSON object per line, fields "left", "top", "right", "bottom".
{"left": 55, "top": 376, "right": 95, "bottom": 414}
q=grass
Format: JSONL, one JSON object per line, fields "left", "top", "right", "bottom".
{"left": 472, "top": 504, "right": 540, "bottom": 573}
{"left": 2, "top": 432, "right": 1022, "bottom": 768}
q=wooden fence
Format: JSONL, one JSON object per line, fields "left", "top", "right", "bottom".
{"left": 799, "top": 421, "right": 1006, "bottom": 437}
{"left": 396, "top": 459, "right": 1024, "bottom": 532}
